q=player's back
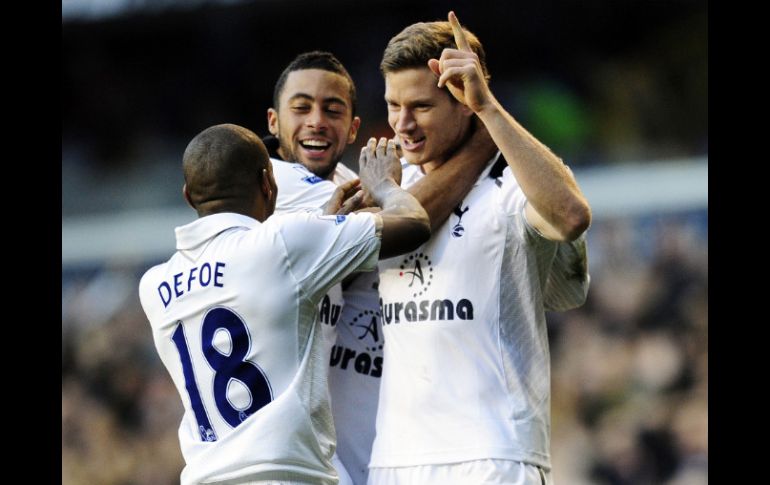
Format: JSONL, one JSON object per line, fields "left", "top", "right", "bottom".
{"left": 139, "top": 211, "right": 380, "bottom": 485}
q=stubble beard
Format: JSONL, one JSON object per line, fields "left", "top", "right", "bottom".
{"left": 279, "top": 136, "right": 339, "bottom": 180}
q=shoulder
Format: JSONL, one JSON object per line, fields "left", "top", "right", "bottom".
{"left": 139, "top": 262, "right": 167, "bottom": 292}
{"left": 272, "top": 159, "right": 337, "bottom": 213}
{"left": 333, "top": 162, "right": 358, "bottom": 183}
{"left": 268, "top": 211, "right": 373, "bottom": 234}
{"left": 138, "top": 260, "right": 170, "bottom": 314}
{"left": 270, "top": 157, "right": 329, "bottom": 185}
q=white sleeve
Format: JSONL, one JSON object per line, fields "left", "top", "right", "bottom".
{"left": 544, "top": 231, "right": 590, "bottom": 311}
{"left": 496, "top": 166, "right": 528, "bottom": 218}
{"left": 496, "top": 165, "right": 590, "bottom": 310}
{"left": 275, "top": 212, "right": 382, "bottom": 303}
{"left": 496, "top": 166, "right": 554, "bottom": 249}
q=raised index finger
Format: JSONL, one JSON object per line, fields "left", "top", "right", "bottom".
{"left": 448, "top": 11, "right": 471, "bottom": 52}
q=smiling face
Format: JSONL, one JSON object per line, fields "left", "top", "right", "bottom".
{"left": 268, "top": 68, "right": 360, "bottom": 179}
{"left": 384, "top": 68, "right": 474, "bottom": 173}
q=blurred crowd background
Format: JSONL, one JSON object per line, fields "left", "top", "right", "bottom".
{"left": 62, "top": 0, "right": 707, "bottom": 483}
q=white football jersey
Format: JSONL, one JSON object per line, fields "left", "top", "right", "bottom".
{"left": 139, "top": 211, "right": 381, "bottom": 485}
{"left": 329, "top": 269, "right": 383, "bottom": 485}
{"left": 272, "top": 158, "right": 358, "bottom": 216}
{"left": 371, "top": 153, "right": 589, "bottom": 470}
{"left": 271, "top": 158, "right": 349, "bottom": 359}
{"left": 271, "top": 157, "right": 383, "bottom": 485}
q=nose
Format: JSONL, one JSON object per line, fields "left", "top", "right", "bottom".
{"left": 394, "top": 109, "right": 416, "bottom": 134}
{"left": 305, "top": 106, "right": 328, "bottom": 131}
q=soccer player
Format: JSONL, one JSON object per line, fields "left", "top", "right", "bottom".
{"left": 264, "top": 52, "right": 376, "bottom": 485}
{"left": 369, "top": 12, "right": 592, "bottom": 484}
{"left": 263, "top": 51, "right": 498, "bottom": 484}
{"left": 138, "top": 124, "right": 429, "bottom": 485}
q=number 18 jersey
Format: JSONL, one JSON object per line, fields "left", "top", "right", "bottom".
{"left": 139, "top": 211, "right": 381, "bottom": 485}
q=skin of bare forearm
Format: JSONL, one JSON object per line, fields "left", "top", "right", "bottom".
{"left": 476, "top": 96, "right": 591, "bottom": 240}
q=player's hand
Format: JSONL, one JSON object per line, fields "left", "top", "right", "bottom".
{"left": 427, "top": 11, "right": 493, "bottom": 113}
{"left": 322, "top": 178, "right": 365, "bottom": 215}
{"left": 359, "top": 137, "right": 403, "bottom": 199}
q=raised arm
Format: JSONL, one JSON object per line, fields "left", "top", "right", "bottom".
{"left": 359, "top": 137, "right": 431, "bottom": 259}
{"left": 429, "top": 11, "right": 591, "bottom": 241}
{"left": 407, "top": 120, "right": 498, "bottom": 231}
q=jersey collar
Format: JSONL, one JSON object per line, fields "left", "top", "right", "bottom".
{"left": 478, "top": 150, "right": 505, "bottom": 183}
{"left": 175, "top": 213, "right": 259, "bottom": 250}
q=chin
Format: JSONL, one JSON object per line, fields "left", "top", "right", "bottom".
{"left": 403, "top": 153, "right": 428, "bottom": 166}
{"left": 303, "top": 158, "right": 336, "bottom": 178}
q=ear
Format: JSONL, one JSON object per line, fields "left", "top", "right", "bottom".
{"left": 261, "top": 167, "right": 275, "bottom": 202}
{"left": 267, "top": 108, "right": 279, "bottom": 136}
{"left": 347, "top": 116, "right": 362, "bottom": 144}
{"left": 182, "top": 184, "right": 194, "bottom": 209}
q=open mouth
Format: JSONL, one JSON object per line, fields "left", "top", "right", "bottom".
{"left": 398, "top": 136, "right": 426, "bottom": 151}
{"left": 299, "top": 139, "right": 332, "bottom": 155}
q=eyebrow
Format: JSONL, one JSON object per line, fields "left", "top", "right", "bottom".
{"left": 385, "top": 96, "right": 434, "bottom": 106}
{"left": 288, "top": 93, "right": 348, "bottom": 107}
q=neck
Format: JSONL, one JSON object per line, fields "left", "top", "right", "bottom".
{"left": 421, "top": 160, "right": 445, "bottom": 174}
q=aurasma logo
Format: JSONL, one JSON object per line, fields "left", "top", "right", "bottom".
{"left": 379, "top": 297, "right": 474, "bottom": 324}
{"left": 399, "top": 252, "right": 433, "bottom": 298}
{"left": 390, "top": 250, "right": 474, "bottom": 323}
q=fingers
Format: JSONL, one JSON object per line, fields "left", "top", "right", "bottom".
{"left": 338, "top": 190, "right": 365, "bottom": 215}
{"left": 376, "top": 137, "right": 387, "bottom": 159}
{"left": 324, "top": 179, "right": 362, "bottom": 215}
{"left": 427, "top": 58, "right": 441, "bottom": 77}
{"left": 448, "top": 11, "right": 471, "bottom": 52}
{"left": 322, "top": 186, "right": 345, "bottom": 215}
{"left": 359, "top": 145, "right": 368, "bottom": 170}
{"left": 362, "top": 136, "right": 399, "bottom": 162}
{"left": 338, "top": 178, "right": 362, "bottom": 199}
{"left": 432, "top": 50, "right": 477, "bottom": 84}
{"left": 360, "top": 137, "right": 378, "bottom": 170}
{"left": 385, "top": 138, "right": 397, "bottom": 159}
{"left": 437, "top": 66, "right": 469, "bottom": 89}
{"left": 395, "top": 140, "right": 403, "bottom": 159}
{"left": 439, "top": 58, "right": 473, "bottom": 70}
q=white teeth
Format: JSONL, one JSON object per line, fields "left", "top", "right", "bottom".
{"left": 403, "top": 137, "right": 424, "bottom": 145}
{"left": 301, "top": 140, "right": 329, "bottom": 148}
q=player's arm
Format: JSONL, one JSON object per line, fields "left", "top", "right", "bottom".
{"left": 406, "top": 120, "right": 497, "bottom": 231}
{"left": 544, "top": 235, "right": 590, "bottom": 311}
{"left": 430, "top": 11, "right": 591, "bottom": 242}
{"left": 359, "top": 137, "right": 431, "bottom": 259}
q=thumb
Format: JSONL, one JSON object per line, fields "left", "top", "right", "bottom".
{"left": 427, "top": 59, "right": 441, "bottom": 77}
{"left": 338, "top": 191, "right": 365, "bottom": 215}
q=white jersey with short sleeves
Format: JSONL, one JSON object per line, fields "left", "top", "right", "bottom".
{"left": 329, "top": 269, "right": 383, "bottom": 484}
{"left": 139, "top": 211, "right": 381, "bottom": 485}
{"left": 271, "top": 157, "right": 383, "bottom": 485}
{"left": 271, "top": 158, "right": 348, "bottom": 358}
{"left": 371, "top": 153, "right": 589, "bottom": 471}
{"left": 272, "top": 158, "right": 358, "bottom": 215}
